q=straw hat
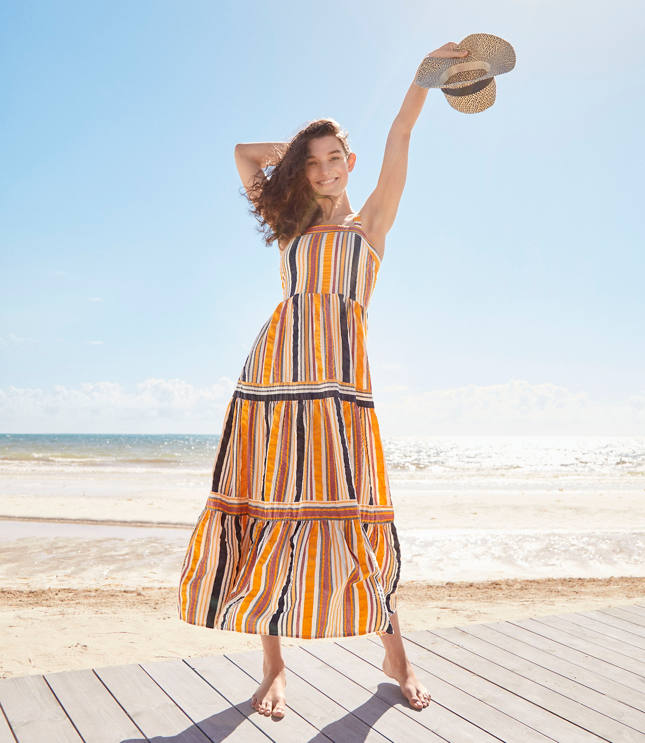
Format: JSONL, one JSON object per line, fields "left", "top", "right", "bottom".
{"left": 414, "top": 33, "right": 516, "bottom": 114}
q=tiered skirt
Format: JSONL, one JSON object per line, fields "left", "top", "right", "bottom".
{"left": 177, "top": 293, "right": 400, "bottom": 638}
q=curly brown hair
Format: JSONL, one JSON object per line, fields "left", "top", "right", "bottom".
{"left": 244, "top": 118, "right": 352, "bottom": 247}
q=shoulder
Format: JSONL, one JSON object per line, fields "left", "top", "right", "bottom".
{"left": 356, "top": 207, "right": 386, "bottom": 262}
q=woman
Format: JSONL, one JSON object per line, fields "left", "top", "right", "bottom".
{"left": 178, "top": 41, "right": 469, "bottom": 719}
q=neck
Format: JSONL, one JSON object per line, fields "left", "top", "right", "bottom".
{"left": 317, "top": 193, "right": 353, "bottom": 223}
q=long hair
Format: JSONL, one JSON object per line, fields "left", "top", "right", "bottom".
{"left": 245, "top": 118, "right": 352, "bottom": 247}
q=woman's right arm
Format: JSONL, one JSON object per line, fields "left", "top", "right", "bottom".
{"left": 234, "top": 142, "right": 289, "bottom": 198}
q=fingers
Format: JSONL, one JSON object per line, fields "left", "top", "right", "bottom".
{"left": 432, "top": 42, "right": 470, "bottom": 58}
{"left": 426, "top": 50, "right": 470, "bottom": 59}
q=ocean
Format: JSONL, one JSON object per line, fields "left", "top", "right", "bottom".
{"left": 1, "top": 433, "right": 643, "bottom": 587}
{"left": 2, "top": 432, "right": 644, "bottom": 477}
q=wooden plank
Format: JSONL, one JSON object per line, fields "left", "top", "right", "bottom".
{"left": 0, "top": 675, "right": 82, "bottom": 743}
{"left": 94, "top": 662, "right": 210, "bottom": 741}
{"left": 403, "top": 631, "right": 605, "bottom": 743}
{"left": 187, "top": 652, "right": 321, "bottom": 742}
{"left": 463, "top": 621, "right": 645, "bottom": 717}
{"left": 552, "top": 612, "right": 645, "bottom": 651}
{"left": 520, "top": 618, "right": 645, "bottom": 686}
{"left": 489, "top": 620, "right": 645, "bottom": 703}
{"left": 141, "top": 658, "right": 270, "bottom": 742}
{"left": 229, "top": 647, "right": 387, "bottom": 742}
{"left": 602, "top": 607, "right": 645, "bottom": 628}
{"left": 585, "top": 610, "right": 645, "bottom": 639}
{"left": 283, "top": 643, "right": 469, "bottom": 743}
{"left": 0, "top": 709, "right": 17, "bottom": 743}
{"left": 538, "top": 614, "right": 645, "bottom": 660}
{"left": 337, "top": 636, "right": 554, "bottom": 742}
{"left": 306, "top": 640, "right": 497, "bottom": 743}
{"left": 614, "top": 605, "right": 645, "bottom": 620}
{"left": 44, "top": 667, "right": 143, "bottom": 742}
{"left": 430, "top": 625, "right": 645, "bottom": 742}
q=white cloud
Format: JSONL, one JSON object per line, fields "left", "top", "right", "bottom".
{"left": 0, "top": 377, "right": 643, "bottom": 435}
{"left": 0, "top": 333, "right": 38, "bottom": 347}
{"left": 376, "top": 379, "right": 645, "bottom": 436}
{"left": 88, "top": 297, "right": 103, "bottom": 303}
{"left": 88, "top": 340, "right": 104, "bottom": 345}
{"left": 0, "top": 377, "right": 236, "bottom": 433}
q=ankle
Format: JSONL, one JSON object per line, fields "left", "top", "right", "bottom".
{"left": 384, "top": 652, "right": 412, "bottom": 674}
{"left": 262, "top": 657, "right": 285, "bottom": 675}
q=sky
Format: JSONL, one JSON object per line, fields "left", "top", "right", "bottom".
{"left": 1, "top": 0, "right": 644, "bottom": 435}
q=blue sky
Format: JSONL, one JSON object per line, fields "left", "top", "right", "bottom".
{"left": 2, "top": 0, "right": 644, "bottom": 434}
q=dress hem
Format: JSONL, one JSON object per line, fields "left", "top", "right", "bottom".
{"left": 177, "top": 614, "right": 395, "bottom": 639}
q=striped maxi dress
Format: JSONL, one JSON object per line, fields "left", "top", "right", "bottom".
{"left": 177, "top": 213, "right": 401, "bottom": 638}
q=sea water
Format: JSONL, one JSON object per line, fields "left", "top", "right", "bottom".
{"left": 1, "top": 433, "right": 643, "bottom": 585}
{"left": 2, "top": 432, "right": 644, "bottom": 477}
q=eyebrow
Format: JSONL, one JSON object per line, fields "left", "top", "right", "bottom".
{"left": 306, "top": 149, "right": 342, "bottom": 159}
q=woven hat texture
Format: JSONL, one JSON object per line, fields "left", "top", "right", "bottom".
{"left": 414, "top": 33, "right": 515, "bottom": 114}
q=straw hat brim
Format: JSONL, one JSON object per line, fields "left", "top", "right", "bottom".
{"left": 414, "top": 33, "right": 514, "bottom": 113}
{"left": 443, "top": 76, "right": 496, "bottom": 114}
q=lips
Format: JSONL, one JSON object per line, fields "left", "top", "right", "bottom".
{"left": 318, "top": 177, "right": 337, "bottom": 185}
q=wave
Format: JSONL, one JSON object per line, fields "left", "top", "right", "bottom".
{"left": 2, "top": 433, "right": 644, "bottom": 477}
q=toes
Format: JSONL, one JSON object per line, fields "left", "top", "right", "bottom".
{"left": 272, "top": 704, "right": 286, "bottom": 718}
{"left": 408, "top": 689, "right": 432, "bottom": 710}
{"left": 418, "top": 690, "right": 431, "bottom": 708}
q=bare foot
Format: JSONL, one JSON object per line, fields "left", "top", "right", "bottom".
{"left": 251, "top": 662, "right": 287, "bottom": 719}
{"left": 383, "top": 655, "right": 431, "bottom": 710}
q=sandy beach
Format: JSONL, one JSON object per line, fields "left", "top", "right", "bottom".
{"left": 2, "top": 434, "right": 643, "bottom": 680}
{"left": 2, "top": 577, "right": 643, "bottom": 680}
{"left": 1, "top": 493, "right": 644, "bottom": 680}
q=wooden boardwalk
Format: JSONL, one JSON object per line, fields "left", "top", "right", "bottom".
{"left": 1, "top": 603, "right": 644, "bottom": 742}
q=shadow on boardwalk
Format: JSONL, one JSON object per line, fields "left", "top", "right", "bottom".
{"left": 1, "top": 603, "right": 644, "bottom": 742}
{"left": 120, "top": 682, "right": 400, "bottom": 742}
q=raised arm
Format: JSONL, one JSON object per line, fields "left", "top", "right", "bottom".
{"left": 234, "top": 141, "right": 289, "bottom": 202}
{"left": 360, "top": 43, "right": 469, "bottom": 243}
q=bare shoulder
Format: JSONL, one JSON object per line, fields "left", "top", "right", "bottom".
{"left": 357, "top": 205, "right": 386, "bottom": 262}
{"left": 277, "top": 236, "right": 290, "bottom": 253}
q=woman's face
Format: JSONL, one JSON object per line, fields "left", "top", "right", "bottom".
{"left": 304, "top": 135, "right": 355, "bottom": 197}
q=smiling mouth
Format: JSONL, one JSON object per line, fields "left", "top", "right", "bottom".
{"left": 318, "top": 178, "right": 338, "bottom": 185}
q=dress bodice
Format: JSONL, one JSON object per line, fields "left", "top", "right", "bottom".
{"left": 279, "top": 215, "right": 381, "bottom": 310}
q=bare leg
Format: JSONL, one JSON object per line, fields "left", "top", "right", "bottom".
{"left": 380, "top": 612, "right": 431, "bottom": 709}
{"left": 250, "top": 635, "right": 287, "bottom": 718}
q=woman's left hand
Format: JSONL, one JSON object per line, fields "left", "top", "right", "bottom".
{"left": 413, "top": 42, "right": 470, "bottom": 88}
{"left": 424, "top": 41, "right": 469, "bottom": 59}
